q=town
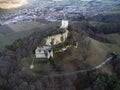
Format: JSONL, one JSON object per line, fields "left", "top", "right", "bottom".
{"left": 0, "top": 0, "right": 111, "bottom": 25}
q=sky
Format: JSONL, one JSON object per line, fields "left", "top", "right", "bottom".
{"left": 0, "top": 0, "right": 28, "bottom": 9}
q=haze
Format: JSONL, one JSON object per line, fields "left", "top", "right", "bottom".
{"left": 0, "top": 0, "right": 28, "bottom": 9}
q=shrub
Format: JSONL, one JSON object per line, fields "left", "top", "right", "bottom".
{"left": 5, "top": 39, "right": 21, "bottom": 51}
{"left": 50, "top": 38, "right": 55, "bottom": 45}
{"left": 60, "top": 35, "right": 64, "bottom": 42}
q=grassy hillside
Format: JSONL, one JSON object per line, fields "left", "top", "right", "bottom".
{"left": 90, "top": 13, "right": 120, "bottom": 23}
{"left": 102, "top": 33, "right": 120, "bottom": 54}
{"left": 0, "top": 21, "right": 59, "bottom": 50}
{"left": 84, "top": 37, "right": 108, "bottom": 66}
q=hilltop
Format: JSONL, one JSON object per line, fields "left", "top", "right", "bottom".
{"left": 0, "top": 20, "right": 119, "bottom": 75}
{"left": 0, "top": 19, "right": 120, "bottom": 90}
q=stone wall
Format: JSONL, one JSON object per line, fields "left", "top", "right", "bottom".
{"left": 45, "top": 29, "right": 69, "bottom": 45}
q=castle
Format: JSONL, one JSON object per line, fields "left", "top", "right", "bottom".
{"left": 35, "top": 20, "right": 69, "bottom": 59}
{"left": 45, "top": 20, "right": 69, "bottom": 45}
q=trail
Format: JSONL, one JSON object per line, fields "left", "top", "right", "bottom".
{"left": 41, "top": 56, "right": 113, "bottom": 78}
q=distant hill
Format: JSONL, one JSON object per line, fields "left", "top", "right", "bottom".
{"left": 89, "top": 13, "right": 120, "bottom": 23}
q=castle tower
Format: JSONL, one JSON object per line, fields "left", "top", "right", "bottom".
{"left": 60, "top": 20, "right": 69, "bottom": 29}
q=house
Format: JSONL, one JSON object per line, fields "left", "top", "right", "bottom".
{"left": 35, "top": 45, "right": 53, "bottom": 59}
